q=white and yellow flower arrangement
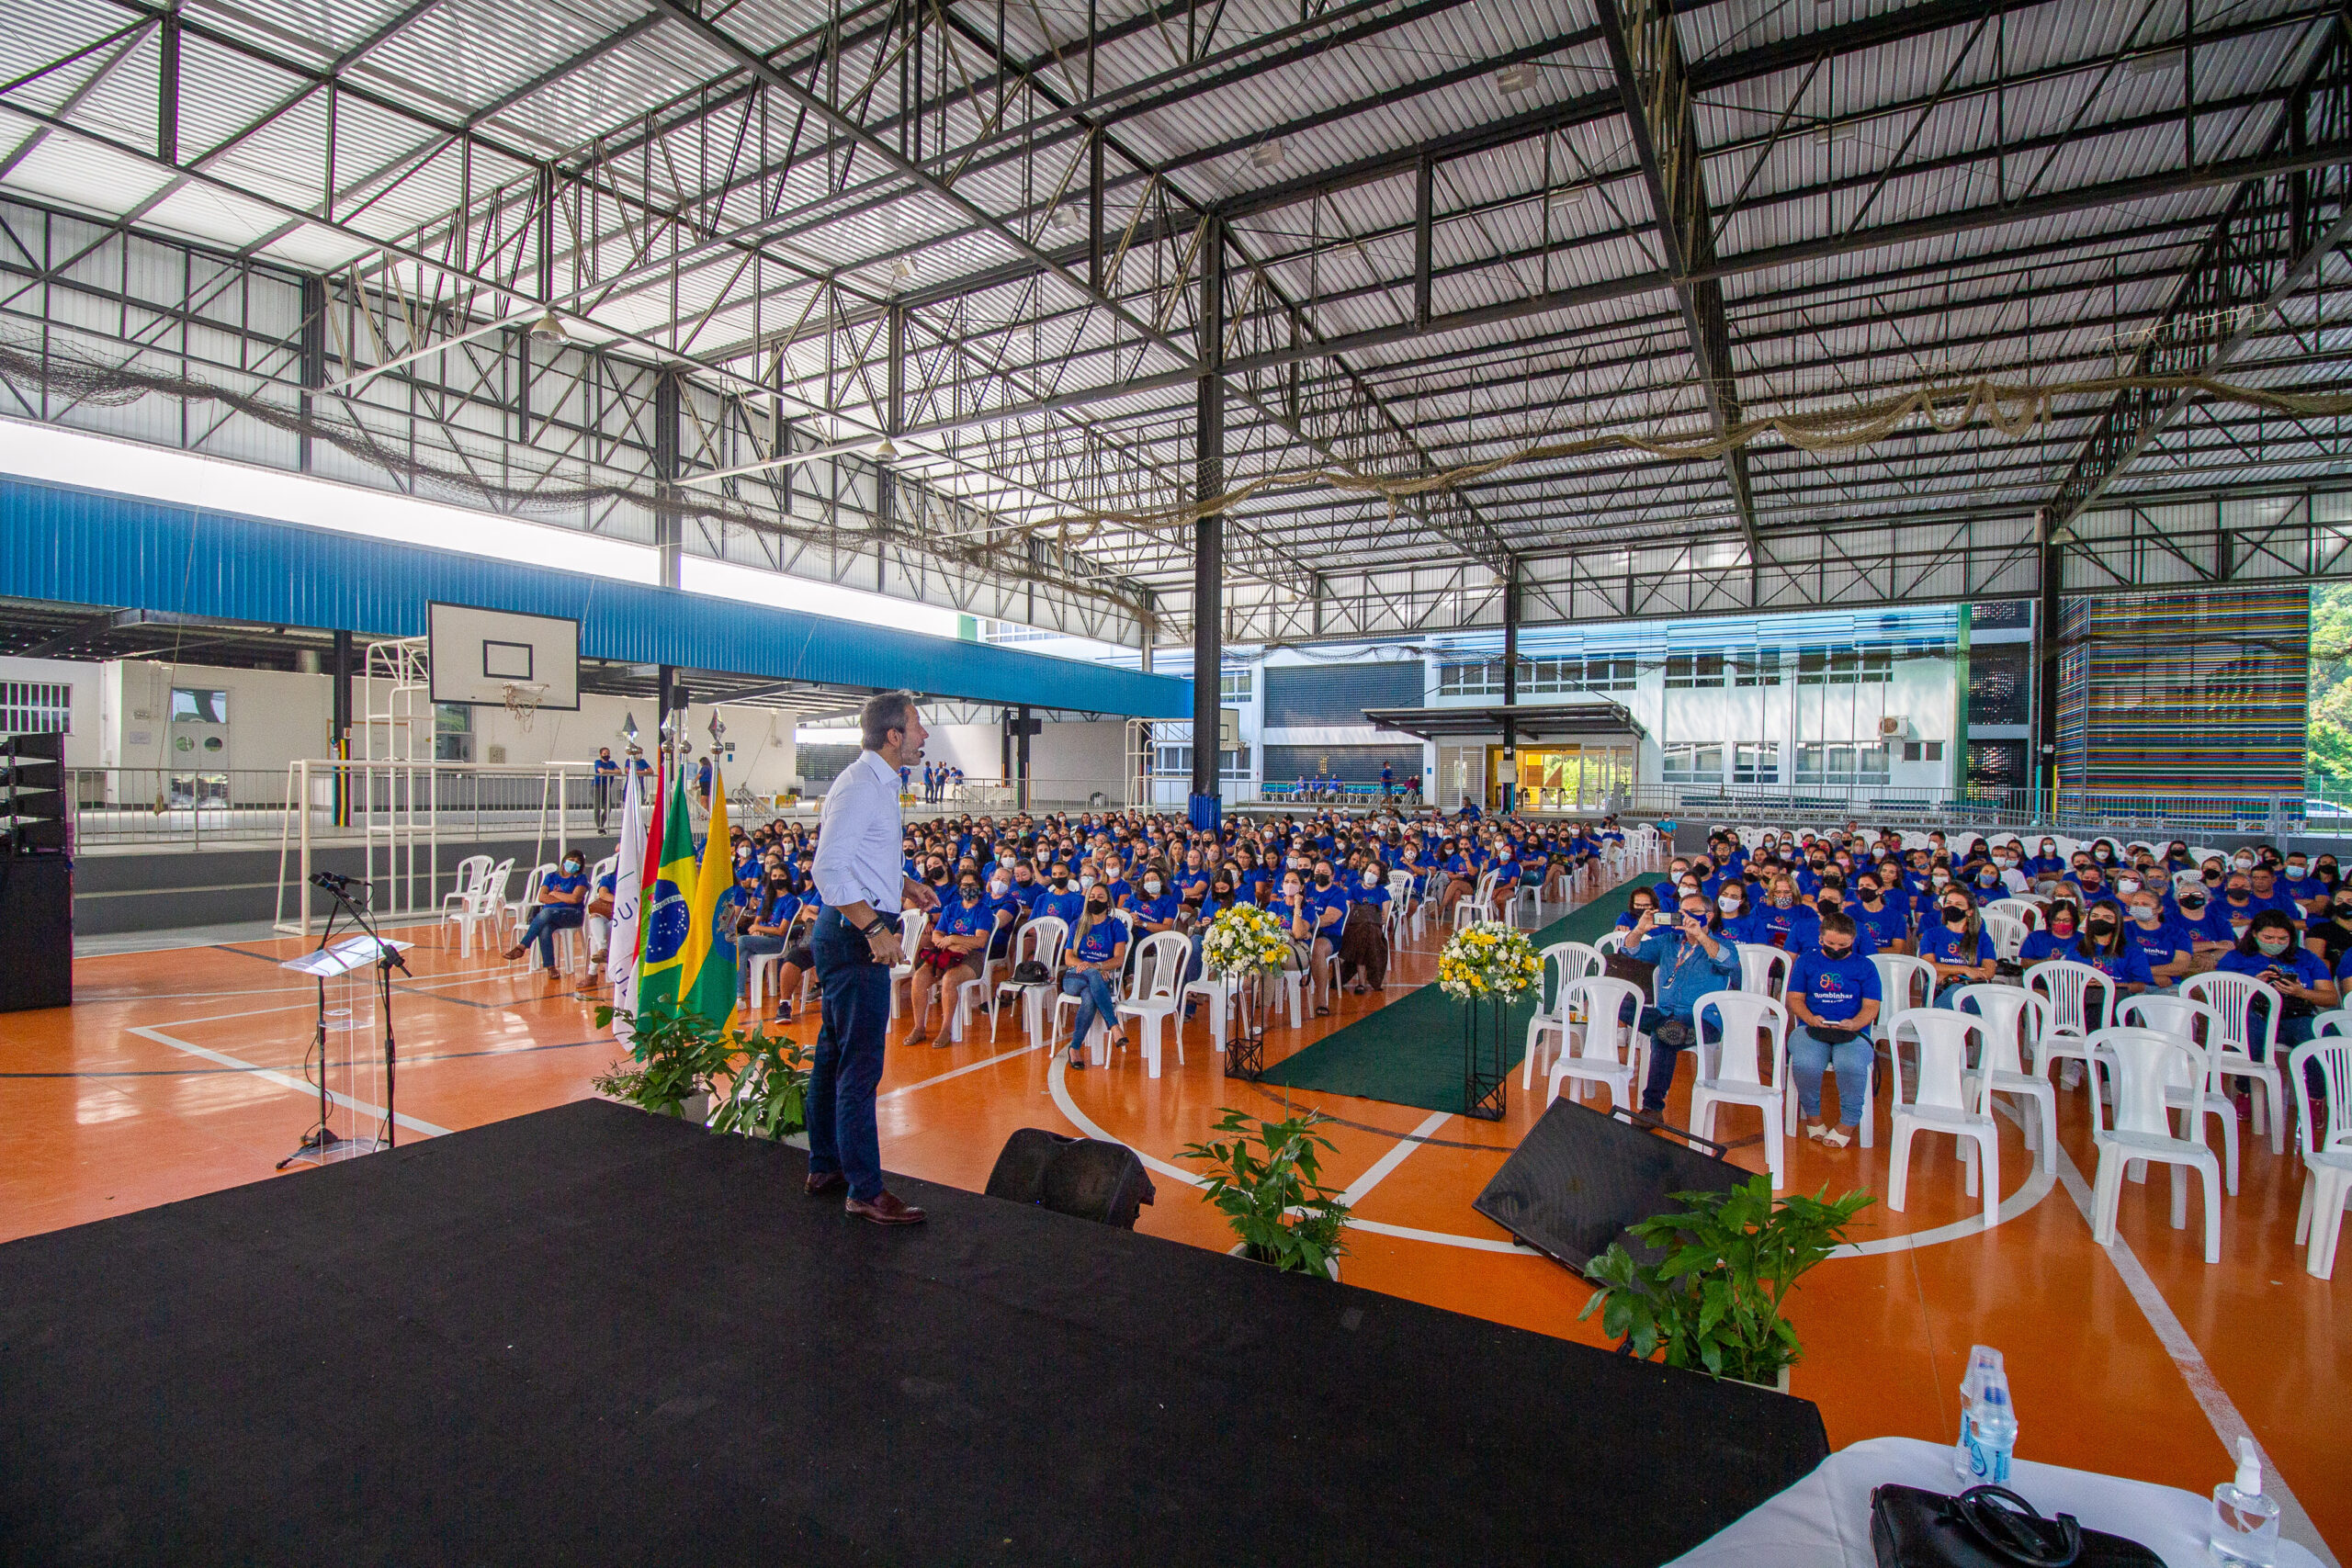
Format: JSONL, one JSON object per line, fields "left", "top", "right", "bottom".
{"left": 1203, "top": 902, "right": 1294, "bottom": 979}
{"left": 1437, "top": 920, "right": 1542, "bottom": 1003}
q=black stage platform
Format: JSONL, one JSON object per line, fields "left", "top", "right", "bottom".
{"left": 0, "top": 1100, "right": 1828, "bottom": 1565}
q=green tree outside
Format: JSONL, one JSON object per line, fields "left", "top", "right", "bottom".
{"left": 2312, "top": 584, "right": 2352, "bottom": 797}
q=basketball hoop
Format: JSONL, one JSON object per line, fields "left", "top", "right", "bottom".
{"left": 501, "top": 682, "right": 549, "bottom": 732}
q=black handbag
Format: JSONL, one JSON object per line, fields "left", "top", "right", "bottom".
{"left": 1010, "top": 959, "right": 1050, "bottom": 985}
{"left": 1602, "top": 951, "right": 1656, "bottom": 993}
{"left": 1871, "top": 1484, "right": 2162, "bottom": 1568}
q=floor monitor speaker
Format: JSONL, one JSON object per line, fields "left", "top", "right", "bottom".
{"left": 1472, "top": 1099, "right": 1746, "bottom": 1271}
{"left": 985, "top": 1128, "right": 1157, "bottom": 1229}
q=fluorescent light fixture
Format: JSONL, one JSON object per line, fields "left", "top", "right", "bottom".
{"left": 1813, "top": 120, "right": 1855, "bottom": 145}
{"left": 2131, "top": 47, "right": 2186, "bottom": 74}
{"left": 1048, "top": 206, "right": 1080, "bottom": 231}
{"left": 888, "top": 257, "right": 914, "bottom": 280}
{"left": 1546, "top": 185, "right": 1588, "bottom": 209}
{"left": 1250, "top": 141, "right": 1284, "bottom": 169}
{"left": 1496, "top": 62, "right": 1540, "bottom": 96}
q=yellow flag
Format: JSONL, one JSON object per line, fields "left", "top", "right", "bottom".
{"left": 677, "top": 763, "right": 739, "bottom": 1029}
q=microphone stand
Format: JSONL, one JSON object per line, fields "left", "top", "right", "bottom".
{"left": 277, "top": 886, "right": 348, "bottom": 1168}
{"left": 330, "top": 878, "right": 408, "bottom": 1151}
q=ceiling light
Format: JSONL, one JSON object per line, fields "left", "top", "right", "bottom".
{"left": 1250, "top": 141, "right": 1284, "bottom": 170}
{"left": 888, "top": 257, "right": 913, "bottom": 281}
{"left": 1545, "top": 186, "right": 1587, "bottom": 209}
{"left": 2130, "top": 47, "right": 2186, "bottom": 74}
{"left": 1813, "top": 120, "right": 1854, "bottom": 145}
{"left": 1496, "top": 62, "right": 1540, "bottom": 96}
{"left": 528, "top": 310, "right": 567, "bottom": 342}
{"left": 1048, "top": 206, "right": 1080, "bottom": 231}
{"left": 872, "top": 437, "right": 898, "bottom": 460}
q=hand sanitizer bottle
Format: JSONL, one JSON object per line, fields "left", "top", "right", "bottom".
{"left": 1952, "top": 1346, "right": 2015, "bottom": 1485}
{"left": 2208, "top": 1438, "right": 2280, "bottom": 1567}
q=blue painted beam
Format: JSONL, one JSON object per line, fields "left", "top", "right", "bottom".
{"left": 0, "top": 476, "right": 1192, "bottom": 718}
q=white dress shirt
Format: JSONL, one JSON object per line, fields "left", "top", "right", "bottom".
{"left": 814, "top": 749, "right": 906, "bottom": 913}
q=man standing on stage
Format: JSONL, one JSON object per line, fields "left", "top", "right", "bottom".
{"left": 808, "top": 690, "right": 940, "bottom": 1224}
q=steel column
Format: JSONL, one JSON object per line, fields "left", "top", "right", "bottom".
{"left": 1190, "top": 220, "right": 1226, "bottom": 825}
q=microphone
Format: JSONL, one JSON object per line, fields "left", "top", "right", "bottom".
{"left": 310, "top": 871, "right": 370, "bottom": 892}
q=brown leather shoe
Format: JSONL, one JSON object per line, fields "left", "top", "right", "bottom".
{"left": 804, "top": 1171, "right": 849, "bottom": 1197}
{"left": 845, "top": 1190, "right": 926, "bottom": 1225}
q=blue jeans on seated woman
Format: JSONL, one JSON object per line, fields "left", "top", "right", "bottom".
{"left": 1790, "top": 1025, "right": 1872, "bottom": 1127}
{"left": 516, "top": 903, "right": 582, "bottom": 967}
{"left": 1061, "top": 968, "right": 1119, "bottom": 1055}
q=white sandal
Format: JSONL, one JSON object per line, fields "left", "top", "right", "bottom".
{"left": 1820, "top": 1126, "right": 1853, "bottom": 1149}
{"left": 1804, "top": 1122, "right": 1830, "bottom": 1142}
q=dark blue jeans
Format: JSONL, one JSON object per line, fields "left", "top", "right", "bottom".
{"left": 808, "top": 906, "right": 893, "bottom": 1201}
{"left": 516, "top": 904, "right": 582, "bottom": 967}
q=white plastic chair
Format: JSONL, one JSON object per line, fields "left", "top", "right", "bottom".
{"left": 1453, "top": 870, "right": 1502, "bottom": 930}
{"left": 1984, "top": 897, "right": 2043, "bottom": 931}
{"left": 1982, "top": 912, "right": 2028, "bottom": 964}
{"left": 506, "top": 864, "right": 549, "bottom": 942}
{"left": 1689, "top": 990, "right": 1790, "bottom": 1188}
{"left": 1887, "top": 1009, "right": 2000, "bottom": 1230}
{"left": 583, "top": 854, "right": 619, "bottom": 972}
{"left": 1548, "top": 976, "right": 1649, "bottom": 1113}
{"left": 2027, "top": 958, "right": 2118, "bottom": 1099}
{"left": 1114, "top": 930, "right": 1193, "bottom": 1077}
{"left": 2288, "top": 1032, "right": 2352, "bottom": 1279}
{"left": 2180, "top": 972, "right": 2287, "bottom": 1156}
{"left": 440, "top": 853, "right": 492, "bottom": 923}
{"left": 441, "top": 855, "right": 506, "bottom": 956}
{"left": 1952, "top": 985, "right": 2056, "bottom": 1175}
{"left": 886, "top": 908, "right": 931, "bottom": 1020}
{"left": 1523, "top": 941, "right": 1604, "bottom": 1089}
{"left": 989, "top": 917, "right": 1069, "bottom": 1044}
{"left": 2088, "top": 1027, "right": 2223, "bottom": 1263}
{"left": 1385, "top": 870, "right": 1415, "bottom": 948}
{"left": 950, "top": 934, "right": 1004, "bottom": 1043}
{"left": 1052, "top": 937, "right": 1132, "bottom": 1064}
{"left": 1735, "top": 942, "right": 1792, "bottom": 1001}
{"left": 1515, "top": 869, "right": 1546, "bottom": 927}
{"left": 2118, "top": 993, "right": 2240, "bottom": 1195}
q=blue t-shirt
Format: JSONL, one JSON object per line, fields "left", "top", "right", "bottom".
{"left": 933, "top": 897, "right": 994, "bottom": 941}
{"left": 1069, "top": 913, "right": 1130, "bottom": 964}
{"left": 2080, "top": 942, "right": 2156, "bottom": 988}
{"left": 1309, "top": 885, "right": 1351, "bottom": 932}
{"left": 2170, "top": 901, "right": 2234, "bottom": 943}
{"left": 1917, "top": 921, "right": 1994, "bottom": 968}
{"left": 1788, "top": 951, "right": 1882, "bottom": 1026}
{"left": 2216, "top": 946, "right": 2330, "bottom": 990}
{"left": 1033, "top": 887, "right": 1085, "bottom": 929}
{"left": 1749, "top": 902, "right": 1819, "bottom": 952}
{"left": 1798, "top": 919, "right": 1876, "bottom": 959}
{"left": 594, "top": 757, "right": 619, "bottom": 778}
{"left": 1349, "top": 878, "right": 1392, "bottom": 911}
{"left": 2019, "top": 928, "right": 2079, "bottom": 965}
{"left": 1131, "top": 890, "right": 1181, "bottom": 928}
{"left": 540, "top": 868, "right": 587, "bottom": 903}
{"left": 2120, "top": 917, "right": 2192, "bottom": 975}
{"left": 761, "top": 891, "right": 801, "bottom": 929}
{"left": 1850, "top": 897, "right": 1908, "bottom": 952}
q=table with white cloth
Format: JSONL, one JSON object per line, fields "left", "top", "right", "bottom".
{"left": 1667, "top": 1436, "right": 2327, "bottom": 1568}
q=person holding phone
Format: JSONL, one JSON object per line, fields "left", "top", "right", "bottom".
{"left": 1624, "top": 893, "right": 1742, "bottom": 1125}
{"left": 2214, "top": 910, "right": 2337, "bottom": 1051}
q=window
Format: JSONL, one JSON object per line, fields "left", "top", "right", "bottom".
{"left": 1734, "top": 742, "right": 1780, "bottom": 784}
{"left": 171, "top": 687, "right": 228, "bottom": 724}
{"left": 434, "top": 703, "right": 473, "bottom": 763}
{"left": 1795, "top": 647, "right": 1894, "bottom": 685}
{"left": 1439, "top": 660, "right": 1504, "bottom": 697}
{"left": 1795, "top": 743, "right": 1890, "bottom": 785}
{"left": 1155, "top": 743, "right": 1192, "bottom": 774}
{"left": 1220, "top": 669, "right": 1252, "bottom": 703}
{"left": 1157, "top": 737, "right": 1249, "bottom": 779}
{"left": 1902, "top": 740, "right": 1947, "bottom": 763}
{"left": 1734, "top": 649, "right": 1781, "bottom": 687}
{"left": 1660, "top": 743, "right": 1724, "bottom": 783}
{"left": 0, "top": 681, "right": 72, "bottom": 735}
{"left": 1664, "top": 653, "right": 1725, "bottom": 689}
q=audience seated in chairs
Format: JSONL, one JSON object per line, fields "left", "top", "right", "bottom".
{"left": 506, "top": 851, "right": 588, "bottom": 976}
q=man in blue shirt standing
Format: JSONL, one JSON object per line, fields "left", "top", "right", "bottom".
{"left": 1786, "top": 912, "right": 1881, "bottom": 1148}
{"left": 809, "top": 690, "right": 940, "bottom": 1226}
{"left": 592, "top": 746, "right": 620, "bottom": 831}
{"left": 1625, "top": 893, "right": 1743, "bottom": 1122}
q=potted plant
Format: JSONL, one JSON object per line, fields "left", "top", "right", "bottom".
{"left": 709, "top": 1026, "right": 812, "bottom": 1146}
{"left": 1180, "top": 1108, "right": 1351, "bottom": 1280}
{"left": 592, "top": 1001, "right": 738, "bottom": 1123}
{"left": 1577, "top": 1176, "right": 1872, "bottom": 1391}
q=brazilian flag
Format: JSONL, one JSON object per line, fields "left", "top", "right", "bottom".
{"left": 675, "top": 763, "right": 739, "bottom": 1028}
{"left": 635, "top": 764, "right": 698, "bottom": 1018}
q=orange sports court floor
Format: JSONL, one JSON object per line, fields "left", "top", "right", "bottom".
{"left": 6, "top": 870, "right": 2345, "bottom": 1561}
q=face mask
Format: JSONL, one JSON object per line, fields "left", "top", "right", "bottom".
{"left": 1086, "top": 898, "right": 1109, "bottom": 915}
{"left": 1717, "top": 894, "right": 1742, "bottom": 913}
{"left": 564, "top": 860, "right": 582, "bottom": 873}
{"left": 1051, "top": 874, "right": 1069, "bottom": 888}
{"left": 1015, "top": 872, "right": 1034, "bottom": 886}
{"left": 2233, "top": 856, "right": 2256, "bottom": 872}
{"left": 2289, "top": 863, "right": 2308, "bottom": 877}
{"left": 1977, "top": 870, "right": 1999, "bottom": 885}
{"left": 1144, "top": 877, "right": 1162, "bottom": 895}
{"left": 1929, "top": 870, "right": 1950, "bottom": 885}
{"left": 1820, "top": 943, "right": 1852, "bottom": 960}
{"left": 1080, "top": 874, "right": 1098, "bottom": 891}
{"left": 989, "top": 878, "right": 1009, "bottom": 898}
{"left": 1942, "top": 907, "right": 1968, "bottom": 927}
{"left": 2086, "top": 919, "right": 2115, "bottom": 937}
{"left": 2040, "top": 844, "right": 2054, "bottom": 855}
{"left": 1214, "top": 885, "right": 1233, "bottom": 899}
{"left": 1997, "top": 856, "right": 2016, "bottom": 868}
{"left": 959, "top": 886, "right": 980, "bottom": 904}
{"left": 1314, "top": 873, "right": 1332, "bottom": 887}
{"left": 2114, "top": 877, "right": 2139, "bottom": 894}
{"left": 1770, "top": 889, "right": 1794, "bottom": 908}
{"left": 1679, "top": 882, "right": 1701, "bottom": 898}
{"left": 2177, "top": 894, "right": 2205, "bottom": 911}
{"left": 2049, "top": 918, "right": 2075, "bottom": 936}
{"left": 1859, "top": 887, "right": 1881, "bottom": 903}
{"left": 2256, "top": 935, "right": 2290, "bottom": 956}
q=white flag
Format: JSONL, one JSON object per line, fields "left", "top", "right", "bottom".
{"left": 605, "top": 763, "right": 646, "bottom": 1043}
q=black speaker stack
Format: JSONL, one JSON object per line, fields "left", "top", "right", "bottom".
{"left": 1, "top": 730, "right": 73, "bottom": 1011}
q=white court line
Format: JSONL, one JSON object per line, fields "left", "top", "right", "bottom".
{"left": 2049, "top": 1136, "right": 2338, "bottom": 1567}
{"left": 1339, "top": 1110, "right": 1453, "bottom": 1206}
{"left": 879, "top": 1039, "right": 1043, "bottom": 1100}
{"left": 127, "top": 1025, "right": 453, "bottom": 1138}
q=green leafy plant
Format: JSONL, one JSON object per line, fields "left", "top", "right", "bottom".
{"left": 709, "top": 1027, "right": 812, "bottom": 1142}
{"left": 1180, "top": 1108, "right": 1351, "bottom": 1277}
{"left": 592, "top": 1002, "right": 739, "bottom": 1118}
{"left": 1577, "top": 1176, "right": 1872, "bottom": 1385}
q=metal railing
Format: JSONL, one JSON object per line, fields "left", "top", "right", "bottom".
{"left": 1613, "top": 784, "right": 2349, "bottom": 840}
{"left": 62, "top": 764, "right": 636, "bottom": 849}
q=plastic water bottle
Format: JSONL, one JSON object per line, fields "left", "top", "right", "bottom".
{"left": 2208, "top": 1438, "right": 2280, "bottom": 1567}
{"left": 1953, "top": 1345, "right": 2017, "bottom": 1486}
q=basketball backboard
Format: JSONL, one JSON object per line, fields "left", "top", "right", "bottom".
{"left": 426, "top": 603, "right": 581, "bottom": 709}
